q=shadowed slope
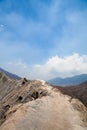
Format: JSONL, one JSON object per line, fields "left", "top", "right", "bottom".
{"left": 54, "top": 81, "right": 87, "bottom": 107}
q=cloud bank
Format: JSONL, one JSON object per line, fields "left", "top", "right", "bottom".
{"left": 4, "top": 53, "right": 87, "bottom": 80}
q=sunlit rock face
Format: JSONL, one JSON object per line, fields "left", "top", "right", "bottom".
{"left": 0, "top": 72, "right": 87, "bottom": 130}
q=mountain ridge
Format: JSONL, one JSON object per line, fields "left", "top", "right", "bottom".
{"left": 0, "top": 72, "right": 87, "bottom": 130}
{"left": 48, "top": 74, "right": 87, "bottom": 86}
{"left": 0, "top": 68, "right": 21, "bottom": 80}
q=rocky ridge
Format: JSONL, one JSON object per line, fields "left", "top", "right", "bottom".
{"left": 0, "top": 72, "right": 87, "bottom": 130}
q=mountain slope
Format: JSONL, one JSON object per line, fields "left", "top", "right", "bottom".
{"left": 0, "top": 68, "right": 21, "bottom": 80}
{"left": 48, "top": 74, "right": 87, "bottom": 86}
{"left": 0, "top": 72, "right": 87, "bottom": 130}
{"left": 54, "top": 81, "right": 87, "bottom": 107}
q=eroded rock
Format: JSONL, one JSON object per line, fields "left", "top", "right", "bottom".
{"left": 0, "top": 72, "right": 87, "bottom": 130}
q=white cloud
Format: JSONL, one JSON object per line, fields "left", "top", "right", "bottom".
{"left": 8, "top": 60, "right": 27, "bottom": 69}
{"left": 31, "top": 53, "right": 87, "bottom": 80}
{"left": 6, "top": 60, "right": 29, "bottom": 78}
{"left": 2, "top": 53, "right": 87, "bottom": 80}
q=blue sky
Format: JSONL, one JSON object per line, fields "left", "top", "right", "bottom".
{"left": 0, "top": 0, "right": 87, "bottom": 80}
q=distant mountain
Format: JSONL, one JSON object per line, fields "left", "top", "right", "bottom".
{"left": 0, "top": 67, "right": 21, "bottom": 80}
{"left": 47, "top": 74, "right": 87, "bottom": 86}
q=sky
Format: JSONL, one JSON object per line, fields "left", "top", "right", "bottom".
{"left": 0, "top": 0, "right": 87, "bottom": 80}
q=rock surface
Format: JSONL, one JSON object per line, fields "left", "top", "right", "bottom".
{"left": 0, "top": 72, "right": 87, "bottom": 130}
